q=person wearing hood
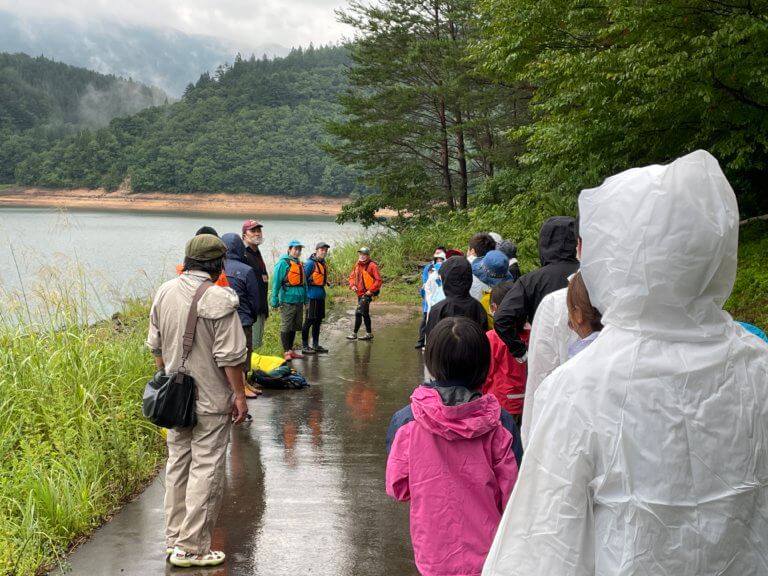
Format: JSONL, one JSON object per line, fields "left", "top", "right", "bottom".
{"left": 415, "top": 248, "right": 447, "bottom": 349}
{"left": 470, "top": 249, "right": 514, "bottom": 328}
{"left": 301, "top": 242, "right": 331, "bottom": 354}
{"left": 425, "top": 256, "right": 489, "bottom": 341}
{"left": 221, "top": 234, "right": 262, "bottom": 382}
{"left": 386, "top": 316, "right": 522, "bottom": 576}
{"left": 493, "top": 216, "right": 579, "bottom": 358}
{"left": 483, "top": 151, "right": 768, "bottom": 576}
{"left": 271, "top": 240, "right": 309, "bottom": 360}
{"left": 496, "top": 240, "right": 521, "bottom": 281}
{"left": 147, "top": 234, "right": 248, "bottom": 568}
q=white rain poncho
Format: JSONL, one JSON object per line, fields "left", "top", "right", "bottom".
{"left": 483, "top": 150, "right": 768, "bottom": 576}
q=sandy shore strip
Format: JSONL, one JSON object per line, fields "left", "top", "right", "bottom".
{"left": 0, "top": 188, "right": 348, "bottom": 217}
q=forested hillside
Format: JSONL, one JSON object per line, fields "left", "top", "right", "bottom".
{"left": 0, "top": 53, "right": 169, "bottom": 182}
{"left": 7, "top": 45, "right": 367, "bottom": 197}
{"left": 0, "top": 53, "right": 168, "bottom": 132}
{"left": 330, "top": 0, "right": 768, "bottom": 225}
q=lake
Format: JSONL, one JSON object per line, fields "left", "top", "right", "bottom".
{"left": 0, "top": 207, "right": 363, "bottom": 320}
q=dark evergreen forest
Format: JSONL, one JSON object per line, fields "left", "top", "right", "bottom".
{"left": 1, "top": 46, "right": 367, "bottom": 197}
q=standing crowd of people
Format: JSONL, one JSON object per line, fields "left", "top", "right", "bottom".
{"left": 387, "top": 150, "right": 768, "bottom": 576}
{"left": 147, "top": 150, "right": 768, "bottom": 573}
{"left": 148, "top": 216, "right": 389, "bottom": 567}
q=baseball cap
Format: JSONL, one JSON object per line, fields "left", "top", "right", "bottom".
{"left": 242, "top": 219, "right": 263, "bottom": 233}
{"left": 357, "top": 246, "right": 370, "bottom": 255}
{"left": 315, "top": 241, "right": 331, "bottom": 250}
{"left": 288, "top": 240, "right": 304, "bottom": 248}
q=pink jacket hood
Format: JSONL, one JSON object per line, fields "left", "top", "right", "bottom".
{"left": 411, "top": 385, "right": 501, "bottom": 440}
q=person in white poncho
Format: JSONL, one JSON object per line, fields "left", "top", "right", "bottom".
{"left": 483, "top": 150, "right": 768, "bottom": 576}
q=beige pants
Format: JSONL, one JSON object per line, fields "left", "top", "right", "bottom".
{"left": 164, "top": 414, "right": 231, "bottom": 554}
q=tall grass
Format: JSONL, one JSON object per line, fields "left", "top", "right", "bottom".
{"left": 0, "top": 290, "right": 162, "bottom": 575}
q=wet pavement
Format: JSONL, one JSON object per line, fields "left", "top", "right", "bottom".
{"left": 54, "top": 305, "right": 424, "bottom": 576}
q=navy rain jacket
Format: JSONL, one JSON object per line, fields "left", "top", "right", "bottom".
{"left": 222, "top": 233, "right": 262, "bottom": 327}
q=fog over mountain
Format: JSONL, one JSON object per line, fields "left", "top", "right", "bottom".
{"left": 0, "top": 11, "right": 290, "bottom": 96}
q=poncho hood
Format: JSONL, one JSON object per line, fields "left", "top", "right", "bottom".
{"left": 579, "top": 150, "right": 738, "bottom": 340}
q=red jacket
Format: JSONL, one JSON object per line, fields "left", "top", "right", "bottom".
{"left": 349, "top": 259, "right": 382, "bottom": 296}
{"left": 483, "top": 328, "right": 530, "bottom": 415}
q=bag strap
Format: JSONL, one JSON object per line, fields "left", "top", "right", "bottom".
{"left": 178, "top": 280, "right": 213, "bottom": 377}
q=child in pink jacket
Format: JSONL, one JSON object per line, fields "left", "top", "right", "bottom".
{"left": 385, "top": 316, "right": 522, "bottom": 576}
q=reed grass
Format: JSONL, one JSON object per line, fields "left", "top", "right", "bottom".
{"left": 0, "top": 291, "right": 162, "bottom": 575}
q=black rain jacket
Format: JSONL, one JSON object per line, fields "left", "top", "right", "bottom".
{"left": 425, "top": 256, "right": 489, "bottom": 339}
{"left": 494, "top": 216, "right": 579, "bottom": 357}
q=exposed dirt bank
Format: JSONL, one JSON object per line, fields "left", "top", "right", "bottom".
{"left": 0, "top": 187, "right": 347, "bottom": 217}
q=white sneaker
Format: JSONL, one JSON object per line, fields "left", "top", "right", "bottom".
{"left": 169, "top": 546, "right": 226, "bottom": 567}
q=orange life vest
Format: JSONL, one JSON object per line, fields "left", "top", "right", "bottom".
{"left": 284, "top": 259, "right": 305, "bottom": 287}
{"left": 354, "top": 261, "right": 379, "bottom": 292}
{"left": 310, "top": 259, "right": 327, "bottom": 287}
{"left": 176, "top": 263, "right": 230, "bottom": 287}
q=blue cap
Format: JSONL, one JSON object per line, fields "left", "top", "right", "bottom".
{"left": 288, "top": 240, "right": 304, "bottom": 248}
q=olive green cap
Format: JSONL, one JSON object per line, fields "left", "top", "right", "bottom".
{"left": 185, "top": 234, "right": 227, "bottom": 261}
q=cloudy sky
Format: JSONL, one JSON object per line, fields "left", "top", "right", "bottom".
{"left": 0, "top": 0, "right": 354, "bottom": 49}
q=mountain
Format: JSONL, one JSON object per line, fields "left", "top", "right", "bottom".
{"left": 8, "top": 45, "right": 369, "bottom": 198}
{"left": 0, "top": 11, "right": 290, "bottom": 96}
{"left": 0, "top": 52, "right": 169, "bottom": 133}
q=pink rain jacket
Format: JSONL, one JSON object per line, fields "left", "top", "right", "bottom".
{"left": 386, "top": 385, "right": 519, "bottom": 576}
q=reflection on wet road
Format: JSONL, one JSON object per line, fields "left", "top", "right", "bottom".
{"left": 56, "top": 306, "right": 423, "bottom": 576}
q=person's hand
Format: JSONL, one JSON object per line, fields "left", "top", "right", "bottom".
{"left": 271, "top": 305, "right": 280, "bottom": 311}
{"left": 232, "top": 394, "right": 248, "bottom": 424}
{"left": 304, "top": 303, "right": 309, "bottom": 309}
{"left": 365, "top": 290, "right": 372, "bottom": 296}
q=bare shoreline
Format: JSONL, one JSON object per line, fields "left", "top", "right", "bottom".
{"left": 0, "top": 187, "right": 347, "bottom": 217}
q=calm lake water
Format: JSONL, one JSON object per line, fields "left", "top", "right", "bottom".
{"left": 0, "top": 207, "right": 363, "bottom": 320}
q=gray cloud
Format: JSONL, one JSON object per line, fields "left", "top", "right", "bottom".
{"left": 0, "top": 0, "right": 352, "bottom": 50}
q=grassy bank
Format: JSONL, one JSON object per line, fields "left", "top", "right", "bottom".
{"left": 0, "top": 300, "right": 162, "bottom": 575}
{"left": 329, "top": 209, "right": 768, "bottom": 331}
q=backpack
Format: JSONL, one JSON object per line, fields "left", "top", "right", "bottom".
{"left": 250, "top": 365, "right": 310, "bottom": 389}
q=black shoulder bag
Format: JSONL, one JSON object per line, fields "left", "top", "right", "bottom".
{"left": 142, "top": 280, "right": 213, "bottom": 429}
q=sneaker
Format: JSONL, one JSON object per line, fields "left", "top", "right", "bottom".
{"left": 166, "top": 547, "right": 174, "bottom": 556}
{"left": 301, "top": 346, "right": 316, "bottom": 355}
{"left": 346, "top": 333, "right": 358, "bottom": 340}
{"left": 169, "top": 547, "right": 226, "bottom": 567}
{"left": 359, "top": 333, "right": 374, "bottom": 341}
{"left": 313, "top": 345, "right": 329, "bottom": 353}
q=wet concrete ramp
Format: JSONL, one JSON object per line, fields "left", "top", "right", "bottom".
{"left": 56, "top": 307, "right": 422, "bottom": 576}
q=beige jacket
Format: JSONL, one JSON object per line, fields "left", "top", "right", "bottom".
{"left": 147, "top": 270, "right": 247, "bottom": 415}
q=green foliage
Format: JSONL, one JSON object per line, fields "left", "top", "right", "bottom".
{"left": 11, "top": 46, "right": 369, "bottom": 197}
{"left": 476, "top": 0, "right": 768, "bottom": 216}
{"left": 328, "top": 0, "right": 530, "bottom": 222}
{"left": 0, "top": 53, "right": 169, "bottom": 185}
{"left": 726, "top": 220, "right": 768, "bottom": 328}
{"left": 0, "top": 298, "right": 163, "bottom": 575}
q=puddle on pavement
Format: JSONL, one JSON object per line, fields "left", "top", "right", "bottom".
{"left": 56, "top": 306, "right": 424, "bottom": 576}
